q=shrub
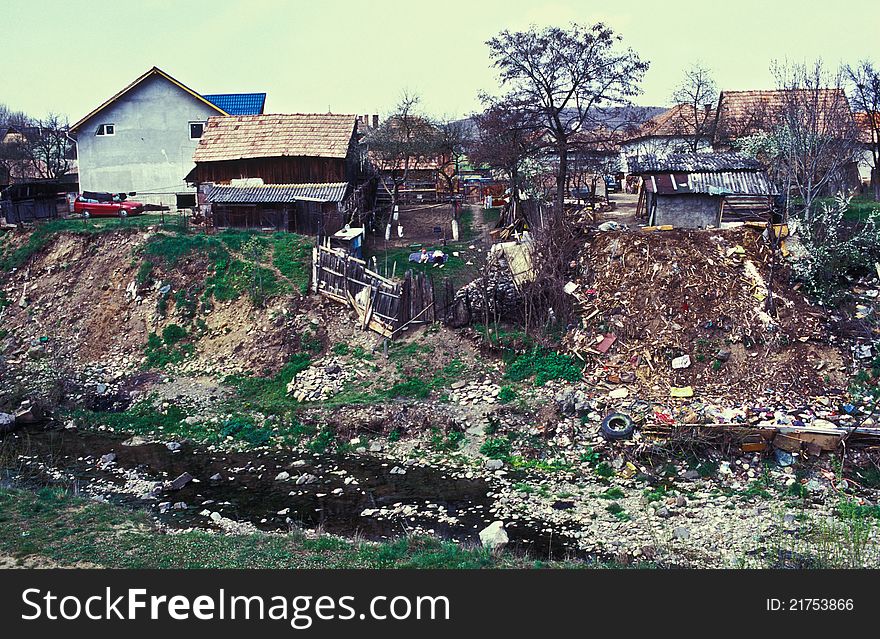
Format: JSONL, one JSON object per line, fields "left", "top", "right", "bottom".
{"left": 506, "top": 349, "right": 581, "bottom": 385}
{"left": 480, "top": 436, "right": 512, "bottom": 460}
{"left": 162, "top": 324, "right": 187, "bottom": 345}
{"left": 497, "top": 385, "right": 517, "bottom": 403}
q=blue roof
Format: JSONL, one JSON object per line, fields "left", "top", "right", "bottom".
{"left": 202, "top": 93, "right": 266, "bottom": 115}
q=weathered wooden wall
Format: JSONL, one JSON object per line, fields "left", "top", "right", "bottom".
{"left": 312, "top": 244, "right": 437, "bottom": 337}
{"left": 192, "top": 156, "right": 348, "bottom": 185}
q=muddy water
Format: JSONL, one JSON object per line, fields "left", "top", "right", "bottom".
{"left": 1, "top": 425, "right": 583, "bottom": 560}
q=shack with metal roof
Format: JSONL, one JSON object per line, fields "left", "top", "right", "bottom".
{"left": 628, "top": 152, "right": 776, "bottom": 228}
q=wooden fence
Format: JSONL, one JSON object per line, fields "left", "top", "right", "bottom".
{"left": 312, "top": 244, "right": 438, "bottom": 338}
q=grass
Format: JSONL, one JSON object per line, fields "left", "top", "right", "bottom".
{"left": 225, "top": 354, "right": 313, "bottom": 415}
{"left": 840, "top": 195, "right": 880, "bottom": 221}
{"left": 0, "top": 486, "right": 598, "bottom": 569}
{"left": 505, "top": 349, "right": 582, "bottom": 386}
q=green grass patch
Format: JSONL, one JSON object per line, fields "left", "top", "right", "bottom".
{"left": 505, "top": 348, "right": 581, "bottom": 386}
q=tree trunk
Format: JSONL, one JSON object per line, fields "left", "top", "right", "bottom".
{"left": 556, "top": 140, "right": 567, "bottom": 219}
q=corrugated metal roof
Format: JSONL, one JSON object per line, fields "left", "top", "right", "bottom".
{"left": 642, "top": 170, "right": 774, "bottom": 195}
{"left": 206, "top": 182, "right": 349, "bottom": 204}
{"left": 203, "top": 93, "right": 267, "bottom": 116}
{"left": 628, "top": 152, "right": 763, "bottom": 174}
{"left": 194, "top": 114, "right": 357, "bottom": 163}
{"left": 687, "top": 171, "right": 776, "bottom": 195}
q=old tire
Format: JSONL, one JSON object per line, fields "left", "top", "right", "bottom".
{"left": 600, "top": 412, "right": 634, "bottom": 440}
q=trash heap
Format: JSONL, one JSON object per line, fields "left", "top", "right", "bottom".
{"left": 563, "top": 227, "right": 846, "bottom": 405}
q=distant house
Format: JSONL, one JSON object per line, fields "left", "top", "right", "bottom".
{"left": 187, "top": 113, "right": 360, "bottom": 235}
{"left": 68, "top": 67, "right": 265, "bottom": 209}
{"left": 712, "top": 89, "right": 850, "bottom": 149}
{"left": 1, "top": 180, "right": 73, "bottom": 224}
{"left": 628, "top": 153, "right": 776, "bottom": 228}
{"left": 619, "top": 103, "right": 716, "bottom": 167}
{"left": 854, "top": 111, "right": 879, "bottom": 189}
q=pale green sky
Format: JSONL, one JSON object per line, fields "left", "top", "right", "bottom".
{"left": 1, "top": 0, "right": 878, "bottom": 122}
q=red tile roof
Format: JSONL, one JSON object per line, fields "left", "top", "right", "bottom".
{"left": 715, "top": 89, "right": 849, "bottom": 141}
{"left": 193, "top": 113, "right": 357, "bottom": 163}
{"left": 855, "top": 111, "right": 880, "bottom": 144}
{"left": 628, "top": 103, "right": 717, "bottom": 140}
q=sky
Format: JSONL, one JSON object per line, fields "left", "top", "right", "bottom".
{"left": 2, "top": 0, "right": 878, "bottom": 123}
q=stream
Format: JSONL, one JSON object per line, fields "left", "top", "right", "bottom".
{"left": 1, "top": 424, "right": 585, "bottom": 560}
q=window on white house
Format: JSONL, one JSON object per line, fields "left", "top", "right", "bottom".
{"left": 96, "top": 123, "right": 115, "bottom": 136}
{"left": 189, "top": 122, "right": 205, "bottom": 139}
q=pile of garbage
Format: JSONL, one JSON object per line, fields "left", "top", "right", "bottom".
{"left": 562, "top": 227, "right": 845, "bottom": 404}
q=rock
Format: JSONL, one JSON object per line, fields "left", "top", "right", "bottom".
{"left": 774, "top": 449, "right": 794, "bottom": 467}
{"left": 166, "top": 442, "right": 182, "bottom": 452}
{"left": 296, "top": 473, "right": 318, "bottom": 485}
{"left": 210, "top": 511, "right": 222, "bottom": 523}
{"left": 275, "top": 471, "right": 291, "bottom": 481}
{"left": 673, "top": 526, "right": 690, "bottom": 541}
{"left": 609, "top": 387, "right": 629, "bottom": 400}
{"left": 96, "top": 383, "right": 108, "bottom": 395}
{"left": 158, "top": 501, "right": 171, "bottom": 513}
{"left": 715, "top": 349, "right": 731, "bottom": 362}
{"left": 451, "top": 380, "right": 467, "bottom": 389}
{"left": 209, "top": 473, "right": 223, "bottom": 481}
{"left": 479, "top": 521, "right": 509, "bottom": 552}
{"left": 671, "top": 355, "right": 691, "bottom": 369}
{"left": 99, "top": 452, "right": 116, "bottom": 465}
{"left": 655, "top": 506, "right": 671, "bottom": 518}
{"left": 484, "top": 459, "right": 504, "bottom": 471}
{"left": 812, "top": 418, "right": 837, "bottom": 430}
{"left": 122, "top": 436, "right": 149, "bottom": 447}
{"left": 169, "top": 472, "right": 193, "bottom": 490}
{"left": 390, "top": 466, "right": 407, "bottom": 475}
{"left": 682, "top": 469, "right": 701, "bottom": 481}
{"left": 0, "top": 412, "right": 17, "bottom": 434}
{"left": 27, "top": 345, "right": 47, "bottom": 359}
{"left": 369, "top": 442, "right": 383, "bottom": 453}
{"left": 173, "top": 502, "right": 187, "bottom": 509}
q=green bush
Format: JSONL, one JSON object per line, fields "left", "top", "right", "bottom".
{"left": 480, "top": 436, "right": 512, "bottom": 460}
{"left": 162, "top": 324, "right": 187, "bottom": 345}
{"left": 497, "top": 385, "right": 517, "bottom": 403}
{"left": 387, "top": 378, "right": 430, "bottom": 399}
{"left": 506, "top": 349, "right": 581, "bottom": 385}
{"left": 220, "top": 416, "right": 271, "bottom": 446}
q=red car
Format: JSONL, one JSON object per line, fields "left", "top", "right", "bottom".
{"left": 74, "top": 191, "right": 144, "bottom": 217}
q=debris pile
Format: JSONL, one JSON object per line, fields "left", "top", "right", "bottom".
{"left": 563, "top": 227, "right": 845, "bottom": 403}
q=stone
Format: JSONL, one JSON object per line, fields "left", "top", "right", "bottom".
{"left": 682, "top": 469, "right": 701, "bottom": 481}
{"left": 275, "top": 471, "right": 291, "bottom": 481}
{"left": 210, "top": 511, "right": 222, "bottom": 523}
{"left": 99, "top": 452, "right": 116, "bottom": 465}
{"left": 166, "top": 442, "right": 182, "bottom": 452}
{"left": 609, "top": 387, "right": 629, "bottom": 400}
{"left": 655, "top": 506, "right": 671, "bottom": 518}
{"left": 479, "top": 521, "right": 509, "bottom": 552}
{"left": 169, "top": 472, "right": 193, "bottom": 490}
{"left": 173, "top": 502, "right": 187, "bottom": 509}
{"left": 673, "top": 526, "right": 690, "bottom": 541}
{"left": 390, "top": 466, "right": 407, "bottom": 475}
{"left": 484, "top": 459, "right": 504, "bottom": 471}
{"left": 296, "top": 473, "right": 318, "bottom": 485}
{"left": 671, "top": 355, "right": 691, "bottom": 369}
{"left": 369, "top": 442, "right": 383, "bottom": 453}
{"left": 209, "top": 473, "right": 223, "bottom": 481}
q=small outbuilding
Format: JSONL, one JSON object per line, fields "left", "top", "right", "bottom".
{"left": 628, "top": 153, "right": 776, "bottom": 228}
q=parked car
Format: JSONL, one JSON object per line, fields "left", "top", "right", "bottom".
{"left": 604, "top": 175, "right": 618, "bottom": 193}
{"left": 73, "top": 191, "right": 144, "bottom": 217}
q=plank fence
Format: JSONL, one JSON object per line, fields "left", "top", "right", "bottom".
{"left": 312, "top": 243, "right": 440, "bottom": 338}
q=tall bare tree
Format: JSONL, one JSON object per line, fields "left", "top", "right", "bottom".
{"left": 485, "top": 23, "right": 648, "bottom": 217}
{"left": 846, "top": 60, "right": 880, "bottom": 200}
{"left": 670, "top": 63, "right": 718, "bottom": 153}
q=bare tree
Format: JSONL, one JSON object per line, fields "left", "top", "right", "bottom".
{"left": 365, "top": 93, "right": 439, "bottom": 231}
{"left": 434, "top": 117, "right": 471, "bottom": 196}
{"left": 846, "top": 60, "right": 880, "bottom": 200}
{"left": 469, "top": 101, "right": 540, "bottom": 223}
{"left": 670, "top": 63, "right": 718, "bottom": 153}
{"left": 770, "top": 60, "right": 859, "bottom": 219}
{"left": 19, "top": 113, "right": 73, "bottom": 180}
{"left": 485, "top": 23, "right": 648, "bottom": 217}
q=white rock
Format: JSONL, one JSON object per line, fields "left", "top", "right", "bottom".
{"left": 479, "top": 521, "right": 509, "bottom": 551}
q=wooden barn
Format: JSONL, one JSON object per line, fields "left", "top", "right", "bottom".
{"left": 187, "top": 113, "right": 360, "bottom": 234}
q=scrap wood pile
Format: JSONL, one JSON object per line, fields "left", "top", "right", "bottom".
{"left": 562, "top": 226, "right": 847, "bottom": 405}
